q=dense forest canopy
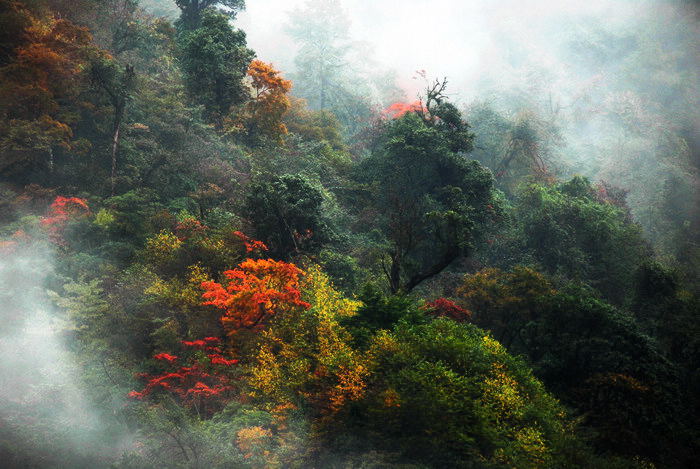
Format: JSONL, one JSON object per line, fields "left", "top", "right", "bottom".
{"left": 0, "top": 0, "right": 698, "bottom": 468}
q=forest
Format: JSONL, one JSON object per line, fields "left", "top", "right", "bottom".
{"left": 0, "top": 0, "right": 698, "bottom": 468}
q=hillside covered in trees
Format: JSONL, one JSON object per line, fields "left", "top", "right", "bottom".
{"left": 0, "top": 1, "right": 698, "bottom": 468}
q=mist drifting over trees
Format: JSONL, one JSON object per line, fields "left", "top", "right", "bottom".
{"left": 0, "top": 1, "right": 698, "bottom": 468}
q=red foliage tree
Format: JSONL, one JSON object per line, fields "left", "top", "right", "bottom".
{"left": 233, "top": 230, "right": 268, "bottom": 253}
{"left": 41, "top": 196, "right": 89, "bottom": 243}
{"left": 129, "top": 337, "right": 238, "bottom": 417}
{"left": 422, "top": 298, "right": 472, "bottom": 322}
{"left": 201, "top": 258, "right": 310, "bottom": 348}
{"left": 383, "top": 101, "right": 425, "bottom": 119}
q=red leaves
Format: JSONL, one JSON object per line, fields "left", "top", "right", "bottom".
{"left": 41, "top": 196, "right": 89, "bottom": 244}
{"left": 423, "top": 298, "right": 472, "bottom": 322}
{"left": 201, "top": 258, "right": 310, "bottom": 346}
{"left": 153, "top": 353, "right": 178, "bottom": 363}
{"left": 175, "top": 217, "right": 208, "bottom": 240}
{"left": 128, "top": 336, "right": 238, "bottom": 416}
{"left": 41, "top": 196, "right": 89, "bottom": 226}
{"left": 233, "top": 231, "right": 268, "bottom": 253}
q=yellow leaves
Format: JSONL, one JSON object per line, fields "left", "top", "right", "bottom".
{"left": 482, "top": 334, "right": 505, "bottom": 355}
{"left": 328, "top": 363, "right": 369, "bottom": 411}
{"left": 236, "top": 426, "right": 273, "bottom": 461}
{"left": 370, "top": 330, "right": 401, "bottom": 355}
{"left": 301, "top": 264, "right": 361, "bottom": 320}
{"left": 479, "top": 335, "right": 553, "bottom": 468}
{"left": 494, "top": 427, "right": 549, "bottom": 469}
{"left": 481, "top": 361, "right": 524, "bottom": 422}
{"left": 382, "top": 388, "right": 401, "bottom": 408}
{"left": 514, "top": 427, "right": 548, "bottom": 466}
{"left": 145, "top": 230, "right": 182, "bottom": 263}
{"left": 248, "top": 343, "right": 284, "bottom": 401}
{"left": 245, "top": 263, "right": 370, "bottom": 415}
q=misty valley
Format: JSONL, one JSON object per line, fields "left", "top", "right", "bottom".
{"left": 0, "top": 1, "right": 698, "bottom": 468}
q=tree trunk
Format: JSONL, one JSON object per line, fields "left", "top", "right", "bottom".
{"left": 111, "top": 104, "right": 124, "bottom": 196}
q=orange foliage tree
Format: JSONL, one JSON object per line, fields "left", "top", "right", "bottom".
{"left": 201, "top": 257, "right": 310, "bottom": 349}
{"left": 243, "top": 59, "right": 292, "bottom": 142}
{"left": 0, "top": 11, "right": 101, "bottom": 174}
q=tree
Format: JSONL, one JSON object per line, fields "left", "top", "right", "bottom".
{"left": 241, "top": 59, "right": 292, "bottom": 143}
{"left": 129, "top": 336, "right": 238, "bottom": 417}
{"left": 0, "top": 12, "right": 97, "bottom": 178}
{"left": 176, "top": 9, "right": 253, "bottom": 124}
{"left": 247, "top": 265, "right": 365, "bottom": 414}
{"left": 244, "top": 174, "right": 332, "bottom": 259}
{"left": 286, "top": 0, "right": 350, "bottom": 112}
{"left": 457, "top": 267, "right": 692, "bottom": 465}
{"left": 0, "top": 0, "right": 31, "bottom": 66}
{"left": 511, "top": 176, "right": 651, "bottom": 305}
{"left": 332, "top": 319, "right": 579, "bottom": 468}
{"left": 358, "top": 99, "right": 499, "bottom": 293}
{"left": 89, "top": 56, "right": 136, "bottom": 194}
{"left": 175, "top": 0, "right": 245, "bottom": 30}
{"left": 201, "top": 257, "right": 311, "bottom": 350}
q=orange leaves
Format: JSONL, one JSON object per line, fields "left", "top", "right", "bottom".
{"left": 244, "top": 59, "right": 292, "bottom": 141}
{"left": 383, "top": 100, "right": 425, "bottom": 119}
{"left": 201, "top": 258, "right": 310, "bottom": 345}
{"left": 248, "top": 60, "right": 292, "bottom": 98}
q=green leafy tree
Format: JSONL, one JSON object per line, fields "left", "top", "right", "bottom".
{"left": 176, "top": 9, "right": 253, "bottom": 123}
{"left": 89, "top": 56, "right": 136, "bottom": 194}
{"left": 458, "top": 267, "right": 692, "bottom": 465}
{"left": 358, "top": 103, "right": 499, "bottom": 293}
{"left": 330, "top": 319, "right": 582, "bottom": 468}
{"left": 509, "top": 176, "right": 650, "bottom": 304}
{"left": 175, "top": 0, "right": 245, "bottom": 30}
{"left": 243, "top": 174, "right": 332, "bottom": 259}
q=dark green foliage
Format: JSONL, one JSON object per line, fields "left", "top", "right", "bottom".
{"left": 341, "top": 283, "right": 425, "bottom": 347}
{"left": 0, "top": 0, "right": 30, "bottom": 66}
{"left": 459, "top": 267, "right": 695, "bottom": 466}
{"left": 507, "top": 177, "right": 650, "bottom": 304}
{"left": 359, "top": 111, "right": 500, "bottom": 292}
{"left": 175, "top": 0, "right": 245, "bottom": 30}
{"left": 243, "top": 173, "right": 332, "bottom": 259}
{"left": 176, "top": 9, "right": 253, "bottom": 122}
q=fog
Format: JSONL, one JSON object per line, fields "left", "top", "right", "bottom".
{"left": 238, "top": 0, "right": 686, "bottom": 98}
{"left": 0, "top": 242, "right": 133, "bottom": 467}
{"left": 234, "top": 0, "right": 698, "bottom": 255}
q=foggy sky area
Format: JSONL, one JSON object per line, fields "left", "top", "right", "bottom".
{"left": 237, "top": 0, "right": 697, "bottom": 100}
{"left": 233, "top": 0, "right": 700, "bottom": 249}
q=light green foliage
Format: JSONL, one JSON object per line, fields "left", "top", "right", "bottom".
{"left": 507, "top": 176, "right": 650, "bottom": 304}
{"left": 336, "top": 319, "right": 578, "bottom": 468}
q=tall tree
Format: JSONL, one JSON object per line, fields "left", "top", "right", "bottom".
{"left": 359, "top": 88, "right": 499, "bottom": 293}
{"left": 242, "top": 59, "right": 292, "bottom": 143}
{"left": 175, "top": 0, "right": 245, "bottom": 30}
{"left": 176, "top": 9, "right": 253, "bottom": 124}
{"left": 89, "top": 56, "right": 136, "bottom": 194}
